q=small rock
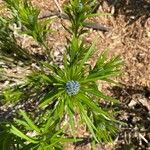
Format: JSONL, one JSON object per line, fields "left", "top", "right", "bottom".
{"left": 128, "top": 100, "right": 137, "bottom": 107}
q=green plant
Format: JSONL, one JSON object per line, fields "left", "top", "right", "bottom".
{"left": 0, "top": 16, "right": 32, "bottom": 63}
{"left": 1, "top": 0, "right": 53, "bottom": 62}
{"left": 0, "top": 0, "right": 123, "bottom": 149}
{"left": 4, "top": 0, "right": 51, "bottom": 43}
{"left": 64, "top": 0, "right": 110, "bottom": 37}
{"left": 35, "top": 47, "right": 121, "bottom": 143}
{"left": 0, "top": 110, "right": 77, "bottom": 150}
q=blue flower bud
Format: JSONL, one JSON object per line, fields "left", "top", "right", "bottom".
{"left": 65, "top": 80, "right": 80, "bottom": 96}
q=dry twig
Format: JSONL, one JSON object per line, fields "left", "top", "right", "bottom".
{"left": 39, "top": 11, "right": 111, "bottom": 32}
{"left": 53, "top": 0, "right": 63, "bottom": 13}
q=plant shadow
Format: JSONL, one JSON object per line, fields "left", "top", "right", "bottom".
{"left": 103, "top": 0, "right": 150, "bottom": 25}
{"left": 108, "top": 84, "right": 150, "bottom": 149}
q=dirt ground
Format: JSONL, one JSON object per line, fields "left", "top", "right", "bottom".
{"left": 0, "top": 0, "right": 150, "bottom": 149}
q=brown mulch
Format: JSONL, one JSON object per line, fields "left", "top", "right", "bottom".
{"left": 0, "top": 0, "right": 150, "bottom": 149}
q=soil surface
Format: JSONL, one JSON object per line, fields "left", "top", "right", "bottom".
{"left": 0, "top": 0, "right": 150, "bottom": 149}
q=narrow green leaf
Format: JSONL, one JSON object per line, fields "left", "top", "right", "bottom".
{"left": 59, "top": 137, "right": 81, "bottom": 143}
{"left": 40, "top": 74, "right": 52, "bottom": 83}
{"left": 96, "top": 50, "right": 108, "bottom": 67}
{"left": 39, "top": 90, "right": 64, "bottom": 107}
{"left": 82, "top": 88, "right": 119, "bottom": 103}
{"left": 78, "top": 102, "right": 98, "bottom": 142}
{"left": 44, "top": 113, "right": 54, "bottom": 132}
{"left": 19, "top": 110, "right": 41, "bottom": 133}
{"left": 51, "top": 129, "right": 64, "bottom": 140}
{"left": 67, "top": 105, "right": 75, "bottom": 136}
{"left": 78, "top": 93, "right": 111, "bottom": 120}
{"left": 10, "top": 125, "right": 38, "bottom": 144}
{"left": 41, "top": 61, "right": 66, "bottom": 82}
{"left": 45, "top": 139, "right": 60, "bottom": 149}
{"left": 77, "top": 40, "right": 96, "bottom": 72}
{"left": 84, "top": 13, "right": 112, "bottom": 19}
{"left": 15, "top": 119, "right": 31, "bottom": 129}
{"left": 78, "top": 94, "right": 102, "bottom": 113}
{"left": 82, "top": 71, "right": 120, "bottom": 83}
{"left": 21, "top": 143, "right": 38, "bottom": 150}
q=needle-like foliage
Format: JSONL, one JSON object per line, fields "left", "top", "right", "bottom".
{"left": 2, "top": 0, "right": 53, "bottom": 61}
{"left": 0, "top": 16, "right": 32, "bottom": 63}
{"left": 3, "top": 0, "right": 52, "bottom": 44}
{"left": 0, "top": 0, "right": 123, "bottom": 149}
{"left": 0, "top": 110, "right": 78, "bottom": 149}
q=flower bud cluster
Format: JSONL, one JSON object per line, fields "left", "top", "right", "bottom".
{"left": 66, "top": 80, "right": 80, "bottom": 96}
